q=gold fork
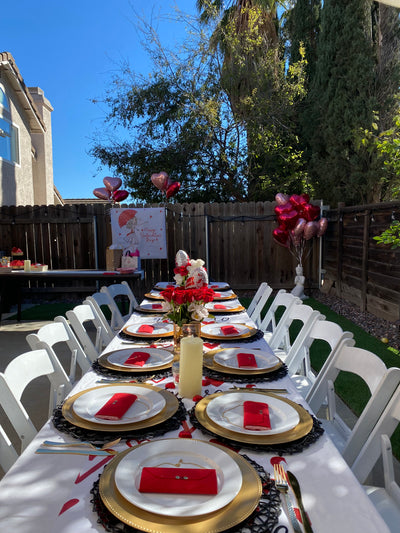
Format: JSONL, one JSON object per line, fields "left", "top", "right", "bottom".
{"left": 273, "top": 463, "right": 303, "bottom": 533}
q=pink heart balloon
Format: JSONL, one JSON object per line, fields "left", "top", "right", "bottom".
{"left": 151, "top": 171, "right": 169, "bottom": 191}
{"left": 103, "top": 176, "right": 122, "bottom": 192}
{"left": 93, "top": 187, "right": 111, "bottom": 201}
{"left": 290, "top": 230, "right": 301, "bottom": 247}
{"left": 303, "top": 221, "right": 319, "bottom": 240}
{"left": 112, "top": 190, "right": 129, "bottom": 203}
{"left": 317, "top": 217, "right": 328, "bottom": 237}
{"left": 293, "top": 217, "right": 307, "bottom": 237}
{"left": 275, "top": 193, "right": 290, "bottom": 205}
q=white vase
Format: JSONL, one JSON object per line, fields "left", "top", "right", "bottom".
{"left": 291, "top": 264, "right": 306, "bottom": 299}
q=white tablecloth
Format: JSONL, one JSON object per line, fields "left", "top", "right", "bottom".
{"left": 0, "top": 299, "right": 390, "bottom": 532}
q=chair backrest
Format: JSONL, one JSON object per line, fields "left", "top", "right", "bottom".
{"left": 267, "top": 302, "right": 322, "bottom": 353}
{"left": 0, "top": 348, "right": 71, "bottom": 456}
{"left": 100, "top": 281, "right": 138, "bottom": 329}
{"left": 287, "top": 319, "right": 354, "bottom": 382}
{"left": 86, "top": 291, "right": 119, "bottom": 332}
{"left": 350, "top": 375, "right": 400, "bottom": 481}
{"left": 26, "top": 318, "right": 91, "bottom": 383}
{"left": 0, "top": 423, "right": 18, "bottom": 474}
{"left": 247, "top": 282, "right": 273, "bottom": 327}
{"left": 83, "top": 295, "right": 115, "bottom": 339}
{"left": 66, "top": 304, "right": 113, "bottom": 361}
{"left": 259, "top": 290, "right": 301, "bottom": 336}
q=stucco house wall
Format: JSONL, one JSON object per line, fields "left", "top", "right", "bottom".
{"left": 0, "top": 52, "right": 58, "bottom": 206}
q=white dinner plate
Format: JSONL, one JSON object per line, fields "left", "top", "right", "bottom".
{"left": 213, "top": 347, "right": 278, "bottom": 370}
{"left": 106, "top": 348, "right": 173, "bottom": 369}
{"left": 201, "top": 323, "right": 249, "bottom": 338}
{"left": 154, "top": 282, "right": 175, "bottom": 290}
{"left": 73, "top": 385, "right": 166, "bottom": 425}
{"left": 124, "top": 322, "right": 173, "bottom": 336}
{"left": 209, "top": 282, "right": 230, "bottom": 290}
{"left": 206, "top": 392, "right": 300, "bottom": 435}
{"left": 212, "top": 289, "right": 236, "bottom": 300}
{"left": 114, "top": 439, "right": 242, "bottom": 517}
{"left": 205, "top": 302, "right": 240, "bottom": 312}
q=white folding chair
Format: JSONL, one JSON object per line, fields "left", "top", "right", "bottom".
{"left": 100, "top": 281, "right": 138, "bottom": 329}
{"left": 286, "top": 320, "right": 354, "bottom": 397}
{"left": 0, "top": 348, "right": 71, "bottom": 458}
{"left": 85, "top": 292, "right": 119, "bottom": 335}
{"left": 66, "top": 304, "right": 114, "bottom": 361}
{"left": 0, "top": 424, "right": 18, "bottom": 474}
{"left": 259, "top": 290, "right": 301, "bottom": 342}
{"left": 247, "top": 282, "right": 273, "bottom": 327}
{"left": 26, "top": 318, "right": 91, "bottom": 384}
{"left": 350, "top": 383, "right": 400, "bottom": 532}
{"left": 83, "top": 295, "right": 115, "bottom": 339}
{"left": 307, "top": 343, "right": 400, "bottom": 457}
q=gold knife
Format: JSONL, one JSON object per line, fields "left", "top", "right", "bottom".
{"left": 287, "top": 470, "right": 314, "bottom": 533}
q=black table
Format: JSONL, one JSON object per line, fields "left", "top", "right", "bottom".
{"left": 0, "top": 269, "right": 144, "bottom": 322}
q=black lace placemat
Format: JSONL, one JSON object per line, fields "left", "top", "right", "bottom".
{"left": 117, "top": 330, "right": 174, "bottom": 343}
{"left": 51, "top": 397, "right": 187, "bottom": 447}
{"left": 189, "top": 406, "right": 324, "bottom": 455}
{"left": 203, "top": 364, "right": 288, "bottom": 384}
{"left": 92, "top": 360, "right": 172, "bottom": 383}
{"left": 90, "top": 455, "right": 281, "bottom": 533}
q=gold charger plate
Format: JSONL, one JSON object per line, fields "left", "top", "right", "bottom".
{"left": 122, "top": 324, "right": 173, "bottom": 338}
{"left": 207, "top": 304, "right": 245, "bottom": 314}
{"left": 195, "top": 390, "right": 313, "bottom": 445}
{"left": 135, "top": 305, "right": 166, "bottom": 314}
{"left": 144, "top": 292, "right": 165, "bottom": 300}
{"left": 62, "top": 383, "right": 178, "bottom": 432}
{"left": 98, "top": 350, "right": 172, "bottom": 373}
{"left": 212, "top": 293, "right": 238, "bottom": 301}
{"left": 203, "top": 349, "right": 282, "bottom": 375}
{"left": 99, "top": 440, "right": 262, "bottom": 533}
{"left": 201, "top": 324, "right": 258, "bottom": 340}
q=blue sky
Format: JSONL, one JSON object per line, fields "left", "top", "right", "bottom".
{"left": 2, "top": 0, "right": 197, "bottom": 200}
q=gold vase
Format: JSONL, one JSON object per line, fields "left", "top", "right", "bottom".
{"left": 173, "top": 322, "right": 201, "bottom": 359}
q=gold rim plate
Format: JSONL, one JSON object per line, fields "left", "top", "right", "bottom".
{"left": 62, "top": 383, "right": 178, "bottom": 432}
{"left": 144, "top": 292, "right": 164, "bottom": 300}
{"left": 98, "top": 349, "right": 173, "bottom": 373}
{"left": 195, "top": 390, "right": 313, "bottom": 445}
{"left": 135, "top": 305, "right": 166, "bottom": 314}
{"left": 203, "top": 350, "right": 282, "bottom": 375}
{"left": 201, "top": 324, "right": 257, "bottom": 340}
{"left": 122, "top": 324, "right": 173, "bottom": 338}
{"left": 207, "top": 304, "right": 245, "bottom": 314}
{"left": 99, "top": 440, "right": 262, "bottom": 533}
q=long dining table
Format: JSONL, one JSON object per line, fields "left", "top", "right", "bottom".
{"left": 0, "top": 283, "right": 390, "bottom": 533}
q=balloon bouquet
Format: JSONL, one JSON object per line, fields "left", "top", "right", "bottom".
{"left": 93, "top": 177, "right": 129, "bottom": 203}
{"left": 150, "top": 171, "right": 181, "bottom": 199}
{"left": 273, "top": 193, "right": 328, "bottom": 298}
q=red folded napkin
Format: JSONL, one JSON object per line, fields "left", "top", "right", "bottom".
{"left": 124, "top": 351, "right": 151, "bottom": 366}
{"left": 243, "top": 400, "right": 271, "bottom": 430}
{"left": 138, "top": 324, "right": 154, "bottom": 334}
{"left": 139, "top": 467, "right": 218, "bottom": 494}
{"left": 151, "top": 303, "right": 163, "bottom": 309}
{"left": 236, "top": 352, "right": 258, "bottom": 368}
{"left": 214, "top": 304, "right": 227, "bottom": 309}
{"left": 94, "top": 393, "right": 137, "bottom": 420}
{"left": 220, "top": 325, "right": 239, "bottom": 336}
{"left": 214, "top": 292, "right": 222, "bottom": 297}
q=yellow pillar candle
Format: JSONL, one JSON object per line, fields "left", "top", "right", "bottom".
{"left": 23, "top": 260, "right": 31, "bottom": 271}
{"left": 178, "top": 335, "right": 203, "bottom": 398}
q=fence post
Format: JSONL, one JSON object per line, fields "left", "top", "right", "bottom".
{"left": 361, "top": 209, "right": 370, "bottom": 312}
{"left": 336, "top": 202, "right": 345, "bottom": 297}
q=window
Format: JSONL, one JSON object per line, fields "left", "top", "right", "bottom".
{"left": 0, "top": 86, "right": 19, "bottom": 164}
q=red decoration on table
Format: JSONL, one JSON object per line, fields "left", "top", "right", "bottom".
{"left": 124, "top": 352, "right": 151, "bottom": 366}
{"left": 138, "top": 324, "right": 154, "bottom": 334}
{"left": 214, "top": 304, "right": 227, "bottom": 309}
{"left": 94, "top": 393, "right": 137, "bottom": 420}
{"left": 243, "top": 400, "right": 271, "bottom": 430}
{"left": 220, "top": 325, "right": 239, "bottom": 335}
{"left": 139, "top": 467, "right": 218, "bottom": 494}
{"left": 151, "top": 303, "right": 163, "bottom": 309}
{"left": 236, "top": 352, "right": 258, "bottom": 367}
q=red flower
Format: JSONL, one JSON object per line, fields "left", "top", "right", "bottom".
{"left": 173, "top": 287, "right": 190, "bottom": 305}
{"left": 173, "top": 264, "right": 190, "bottom": 276}
{"left": 160, "top": 287, "right": 174, "bottom": 302}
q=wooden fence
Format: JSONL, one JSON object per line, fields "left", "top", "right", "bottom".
{"left": 322, "top": 201, "right": 400, "bottom": 322}
{"left": 0, "top": 202, "right": 320, "bottom": 298}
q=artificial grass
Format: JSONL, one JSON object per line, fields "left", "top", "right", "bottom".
{"left": 6, "top": 302, "right": 76, "bottom": 321}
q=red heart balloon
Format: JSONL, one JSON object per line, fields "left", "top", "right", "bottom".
{"left": 303, "top": 221, "right": 319, "bottom": 240}
{"left": 317, "top": 217, "right": 328, "bottom": 237}
{"left": 293, "top": 217, "right": 307, "bottom": 237}
{"left": 166, "top": 181, "right": 181, "bottom": 199}
{"left": 103, "top": 176, "right": 122, "bottom": 192}
{"left": 93, "top": 187, "right": 111, "bottom": 201}
{"left": 151, "top": 171, "right": 169, "bottom": 191}
{"left": 273, "top": 227, "right": 289, "bottom": 247}
{"left": 112, "top": 189, "right": 129, "bottom": 203}
{"left": 279, "top": 209, "right": 299, "bottom": 229}
{"left": 275, "top": 202, "right": 294, "bottom": 217}
{"left": 275, "top": 193, "right": 290, "bottom": 205}
{"left": 289, "top": 194, "right": 303, "bottom": 207}
{"left": 301, "top": 203, "right": 320, "bottom": 221}
{"left": 299, "top": 193, "right": 310, "bottom": 205}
